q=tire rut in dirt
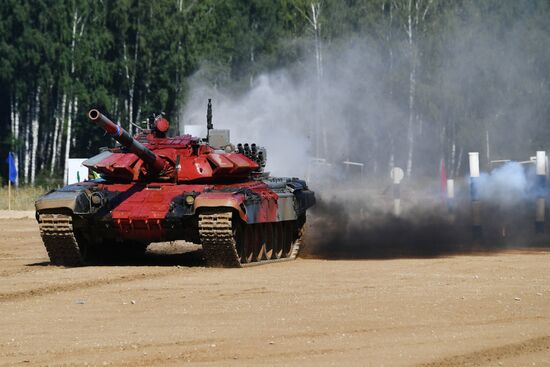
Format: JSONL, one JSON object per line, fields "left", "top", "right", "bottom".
{"left": 0, "top": 270, "right": 177, "bottom": 303}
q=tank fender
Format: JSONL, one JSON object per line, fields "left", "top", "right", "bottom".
{"left": 286, "top": 180, "right": 316, "bottom": 216}
{"left": 241, "top": 190, "right": 278, "bottom": 224}
{"left": 194, "top": 193, "right": 248, "bottom": 222}
{"left": 276, "top": 192, "right": 298, "bottom": 221}
{"left": 292, "top": 189, "right": 316, "bottom": 215}
{"left": 35, "top": 185, "right": 91, "bottom": 214}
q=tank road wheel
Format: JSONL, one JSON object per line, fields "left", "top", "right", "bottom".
{"left": 290, "top": 223, "right": 305, "bottom": 259}
{"left": 281, "top": 219, "right": 305, "bottom": 259}
{"left": 234, "top": 222, "right": 254, "bottom": 264}
{"left": 240, "top": 225, "right": 255, "bottom": 264}
{"left": 255, "top": 224, "right": 267, "bottom": 262}
{"left": 281, "top": 221, "right": 293, "bottom": 258}
{"left": 290, "top": 215, "right": 306, "bottom": 259}
{"left": 272, "top": 222, "right": 283, "bottom": 259}
{"left": 263, "top": 223, "right": 275, "bottom": 260}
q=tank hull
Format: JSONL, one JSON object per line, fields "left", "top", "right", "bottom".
{"left": 35, "top": 177, "right": 315, "bottom": 267}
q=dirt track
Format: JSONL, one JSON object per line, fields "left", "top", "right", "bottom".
{"left": 1, "top": 217, "right": 550, "bottom": 366}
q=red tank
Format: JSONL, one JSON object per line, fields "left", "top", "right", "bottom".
{"left": 35, "top": 100, "right": 315, "bottom": 267}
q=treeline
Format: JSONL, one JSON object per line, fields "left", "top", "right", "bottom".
{"left": 1, "top": 0, "right": 550, "bottom": 184}
{"left": 0, "top": 0, "right": 307, "bottom": 185}
{"left": 312, "top": 0, "right": 550, "bottom": 177}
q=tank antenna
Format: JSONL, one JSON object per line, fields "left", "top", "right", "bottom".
{"left": 206, "top": 99, "right": 213, "bottom": 142}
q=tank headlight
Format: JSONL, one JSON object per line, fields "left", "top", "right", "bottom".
{"left": 185, "top": 195, "right": 195, "bottom": 205}
{"left": 91, "top": 193, "right": 103, "bottom": 206}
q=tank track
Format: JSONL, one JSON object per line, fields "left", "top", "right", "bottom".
{"left": 198, "top": 210, "right": 303, "bottom": 268}
{"left": 38, "top": 211, "right": 303, "bottom": 268}
{"left": 38, "top": 213, "right": 84, "bottom": 266}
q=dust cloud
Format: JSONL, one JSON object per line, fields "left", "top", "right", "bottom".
{"left": 180, "top": 26, "right": 549, "bottom": 258}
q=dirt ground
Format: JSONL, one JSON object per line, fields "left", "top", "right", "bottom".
{"left": 1, "top": 217, "right": 550, "bottom": 366}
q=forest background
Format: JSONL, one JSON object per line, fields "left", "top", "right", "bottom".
{"left": 1, "top": 0, "right": 549, "bottom": 186}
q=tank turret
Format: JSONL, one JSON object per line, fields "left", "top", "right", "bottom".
{"left": 88, "top": 109, "right": 169, "bottom": 175}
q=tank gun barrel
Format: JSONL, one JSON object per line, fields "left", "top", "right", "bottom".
{"left": 88, "top": 109, "right": 167, "bottom": 173}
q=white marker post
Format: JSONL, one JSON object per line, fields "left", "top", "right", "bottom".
{"left": 391, "top": 167, "right": 404, "bottom": 217}
{"left": 535, "top": 151, "right": 546, "bottom": 233}
{"left": 469, "top": 152, "right": 482, "bottom": 238}
{"left": 447, "top": 178, "right": 455, "bottom": 222}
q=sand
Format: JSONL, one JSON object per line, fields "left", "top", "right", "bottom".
{"left": 1, "top": 218, "right": 549, "bottom": 366}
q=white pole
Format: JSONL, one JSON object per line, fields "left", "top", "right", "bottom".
{"left": 446, "top": 178, "right": 455, "bottom": 221}
{"left": 536, "top": 151, "right": 546, "bottom": 176}
{"left": 536, "top": 151, "right": 546, "bottom": 233}
{"left": 469, "top": 152, "right": 481, "bottom": 237}
{"left": 468, "top": 152, "right": 480, "bottom": 178}
{"left": 391, "top": 167, "right": 404, "bottom": 217}
{"left": 447, "top": 179, "right": 454, "bottom": 200}
{"left": 8, "top": 180, "right": 11, "bottom": 211}
{"left": 393, "top": 196, "right": 401, "bottom": 217}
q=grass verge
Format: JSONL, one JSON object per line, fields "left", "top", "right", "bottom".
{"left": 0, "top": 186, "right": 49, "bottom": 211}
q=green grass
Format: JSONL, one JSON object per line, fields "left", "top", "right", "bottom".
{"left": 0, "top": 185, "right": 49, "bottom": 211}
